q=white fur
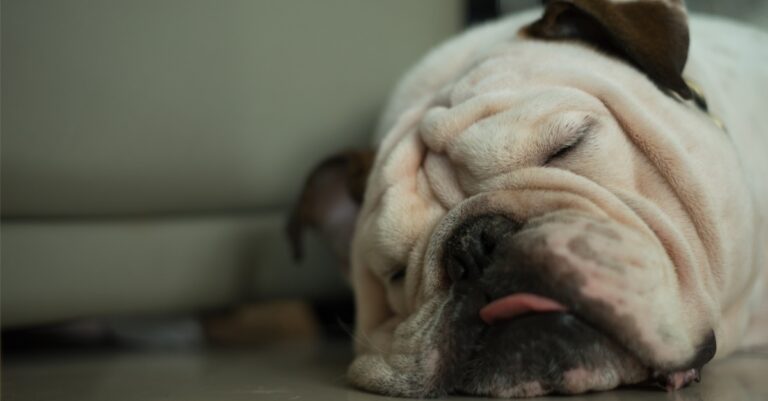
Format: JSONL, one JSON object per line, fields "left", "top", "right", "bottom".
{"left": 347, "top": 9, "right": 768, "bottom": 397}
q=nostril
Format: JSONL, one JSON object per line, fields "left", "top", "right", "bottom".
{"left": 446, "top": 255, "right": 468, "bottom": 282}
{"left": 480, "top": 230, "right": 496, "bottom": 255}
{"left": 444, "top": 214, "right": 519, "bottom": 284}
{"left": 467, "top": 235, "right": 491, "bottom": 279}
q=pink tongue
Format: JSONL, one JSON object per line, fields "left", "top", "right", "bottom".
{"left": 480, "top": 293, "right": 567, "bottom": 324}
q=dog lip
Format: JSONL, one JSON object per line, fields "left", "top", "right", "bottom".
{"left": 479, "top": 293, "right": 567, "bottom": 324}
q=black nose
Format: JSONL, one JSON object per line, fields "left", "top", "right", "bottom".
{"left": 444, "top": 215, "right": 519, "bottom": 283}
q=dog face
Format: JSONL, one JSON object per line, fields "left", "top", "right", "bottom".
{"left": 290, "top": 0, "right": 754, "bottom": 397}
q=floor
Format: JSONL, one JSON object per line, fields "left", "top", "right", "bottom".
{"left": 3, "top": 340, "right": 768, "bottom": 401}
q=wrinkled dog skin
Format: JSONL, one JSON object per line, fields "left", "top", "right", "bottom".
{"left": 290, "top": 0, "right": 768, "bottom": 398}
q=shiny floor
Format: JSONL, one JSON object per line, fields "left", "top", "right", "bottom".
{"left": 3, "top": 341, "right": 768, "bottom": 401}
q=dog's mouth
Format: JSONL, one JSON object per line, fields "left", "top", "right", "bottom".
{"left": 479, "top": 293, "right": 567, "bottom": 324}
{"left": 436, "top": 213, "right": 715, "bottom": 397}
{"left": 454, "top": 292, "right": 708, "bottom": 397}
{"left": 442, "top": 287, "right": 648, "bottom": 397}
{"left": 439, "top": 213, "right": 646, "bottom": 396}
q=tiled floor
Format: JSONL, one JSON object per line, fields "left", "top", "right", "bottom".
{"left": 3, "top": 341, "right": 767, "bottom": 401}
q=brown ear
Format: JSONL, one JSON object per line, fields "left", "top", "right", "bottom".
{"left": 524, "top": 0, "right": 692, "bottom": 99}
{"left": 287, "top": 149, "right": 375, "bottom": 273}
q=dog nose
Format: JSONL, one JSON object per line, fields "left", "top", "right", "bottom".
{"left": 444, "top": 215, "right": 519, "bottom": 283}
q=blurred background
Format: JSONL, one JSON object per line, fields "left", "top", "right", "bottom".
{"left": 2, "top": 0, "right": 463, "bottom": 331}
{"left": 1, "top": 1, "right": 767, "bottom": 399}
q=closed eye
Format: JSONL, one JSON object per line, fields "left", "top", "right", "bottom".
{"left": 543, "top": 116, "right": 596, "bottom": 165}
{"left": 544, "top": 134, "right": 585, "bottom": 164}
{"left": 389, "top": 267, "right": 406, "bottom": 284}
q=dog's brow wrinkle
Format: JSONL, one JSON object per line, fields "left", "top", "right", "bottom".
{"left": 424, "top": 152, "right": 465, "bottom": 209}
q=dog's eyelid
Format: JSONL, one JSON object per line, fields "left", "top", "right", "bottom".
{"left": 544, "top": 117, "right": 596, "bottom": 164}
{"left": 544, "top": 135, "right": 581, "bottom": 164}
{"left": 389, "top": 265, "right": 407, "bottom": 283}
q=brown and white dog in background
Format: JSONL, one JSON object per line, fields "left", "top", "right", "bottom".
{"left": 290, "top": 0, "right": 768, "bottom": 397}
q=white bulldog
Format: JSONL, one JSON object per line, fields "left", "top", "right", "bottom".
{"left": 290, "top": 0, "right": 767, "bottom": 397}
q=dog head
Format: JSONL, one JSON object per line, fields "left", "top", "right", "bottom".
{"left": 289, "top": 0, "right": 753, "bottom": 397}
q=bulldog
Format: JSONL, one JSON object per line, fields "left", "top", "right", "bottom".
{"left": 289, "top": 0, "right": 768, "bottom": 397}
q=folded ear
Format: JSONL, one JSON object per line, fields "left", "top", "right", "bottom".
{"left": 287, "top": 149, "right": 375, "bottom": 275}
{"left": 524, "top": 0, "right": 692, "bottom": 99}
